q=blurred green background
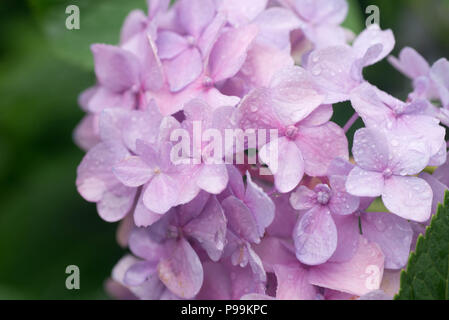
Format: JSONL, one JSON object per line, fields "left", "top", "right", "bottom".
{"left": 0, "top": 0, "right": 447, "bottom": 299}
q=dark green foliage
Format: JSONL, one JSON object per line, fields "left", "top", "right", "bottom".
{"left": 395, "top": 192, "right": 449, "bottom": 300}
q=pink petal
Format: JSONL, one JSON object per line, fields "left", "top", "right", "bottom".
{"left": 221, "top": 196, "right": 260, "bottom": 244}
{"left": 198, "top": 13, "right": 227, "bottom": 58}
{"left": 196, "top": 164, "right": 229, "bottom": 194}
{"left": 259, "top": 137, "right": 304, "bottom": 193}
{"left": 203, "top": 257, "right": 266, "bottom": 300}
{"left": 158, "top": 238, "right": 203, "bottom": 299}
{"left": 352, "top": 24, "right": 395, "bottom": 66}
{"left": 116, "top": 214, "right": 134, "bottom": 248}
{"left": 124, "top": 260, "right": 158, "bottom": 286}
{"left": 217, "top": 0, "right": 268, "bottom": 27}
{"left": 273, "top": 263, "right": 317, "bottom": 300}
{"left": 241, "top": 293, "right": 275, "bottom": 300}
{"left": 294, "top": 0, "right": 348, "bottom": 25}
{"left": 177, "top": 191, "right": 211, "bottom": 225}
{"left": 361, "top": 212, "right": 413, "bottom": 269}
{"left": 73, "top": 114, "right": 100, "bottom": 151}
{"left": 329, "top": 214, "right": 360, "bottom": 263}
{"left": 289, "top": 186, "right": 316, "bottom": 210}
{"left": 267, "top": 194, "right": 299, "bottom": 238}
{"left": 97, "top": 184, "right": 136, "bottom": 222}
{"left": 349, "top": 83, "right": 394, "bottom": 128}
{"left": 293, "top": 206, "right": 337, "bottom": 265}
{"left": 299, "top": 104, "right": 333, "bottom": 127}
{"left": 111, "top": 255, "right": 165, "bottom": 300}
{"left": 195, "top": 262, "right": 232, "bottom": 300}
{"left": 78, "top": 86, "right": 98, "bottom": 111}
{"left": 346, "top": 166, "right": 384, "bottom": 197}
{"left": 309, "top": 237, "right": 384, "bottom": 296}
{"left": 324, "top": 289, "right": 355, "bottom": 300}
{"left": 254, "top": 237, "right": 298, "bottom": 273}
{"left": 352, "top": 128, "right": 389, "bottom": 172}
{"left": 91, "top": 44, "right": 140, "bottom": 92}
{"left": 246, "top": 245, "right": 267, "bottom": 282}
{"left": 134, "top": 190, "right": 163, "bottom": 227}
{"left": 87, "top": 87, "right": 136, "bottom": 113}
{"left": 236, "top": 87, "right": 284, "bottom": 130}
{"left": 120, "top": 10, "right": 148, "bottom": 44}
{"left": 295, "top": 122, "right": 348, "bottom": 177}
{"left": 122, "top": 33, "right": 164, "bottom": 92}
{"left": 76, "top": 142, "right": 129, "bottom": 202}
{"left": 388, "top": 47, "right": 430, "bottom": 79}
{"left": 420, "top": 172, "right": 448, "bottom": 215}
{"left": 430, "top": 58, "right": 449, "bottom": 107}
{"left": 143, "top": 173, "right": 180, "bottom": 214}
{"left": 183, "top": 97, "right": 212, "bottom": 122}
{"left": 148, "top": 0, "right": 170, "bottom": 18}
{"left": 304, "top": 24, "right": 347, "bottom": 49}
{"left": 434, "top": 158, "right": 449, "bottom": 186}
{"left": 176, "top": 0, "right": 216, "bottom": 37}
{"left": 156, "top": 117, "right": 183, "bottom": 147}
{"left": 209, "top": 24, "right": 259, "bottom": 83}
{"left": 164, "top": 47, "right": 203, "bottom": 92}
{"left": 328, "top": 175, "right": 360, "bottom": 215}
{"left": 382, "top": 176, "right": 432, "bottom": 222}
{"left": 183, "top": 196, "right": 227, "bottom": 261}
{"left": 134, "top": 140, "right": 160, "bottom": 169}
{"left": 387, "top": 128, "right": 433, "bottom": 176}
{"left": 306, "top": 45, "right": 358, "bottom": 103}
{"left": 270, "top": 66, "right": 324, "bottom": 124}
{"left": 230, "top": 262, "right": 266, "bottom": 299}
{"left": 380, "top": 269, "right": 401, "bottom": 298}
{"left": 113, "top": 156, "right": 153, "bottom": 187}
{"left": 253, "top": 7, "right": 301, "bottom": 50}
{"left": 98, "top": 108, "right": 133, "bottom": 147}
{"left": 244, "top": 172, "right": 275, "bottom": 237}
{"left": 428, "top": 142, "right": 447, "bottom": 167}
{"left": 225, "top": 165, "right": 244, "bottom": 198}
{"left": 203, "top": 87, "right": 241, "bottom": 109}
{"left": 156, "top": 31, "right": 188, "bottom": 59}
{"left": 129, "top": 227, "right": 167, "bottom": 262}
{"left": 229, "top": 42, "right": 294, "bottom": 93}
{"left": 327, "top": 157, "right": 354, "bottom": 177}
{"left": 174, "top": 165, "right": 203, "bottom": 206}
{"left": 123, "top": 106, "right": 164, "bottom": 152}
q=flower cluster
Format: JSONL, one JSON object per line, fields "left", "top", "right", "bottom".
{"left": 75, "top": 0, "right": 449, "bottom": 300}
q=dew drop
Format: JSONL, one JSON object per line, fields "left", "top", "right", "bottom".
{"left": 312, "top": 66, "right": 322, "bottom": 76}
{"left": 374, "top": 218, "right": 387, "bottom": 232}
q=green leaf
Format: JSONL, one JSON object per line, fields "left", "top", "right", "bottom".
{"left": 395, "top": 191, "right": 449, "bottom": 300}
{"left": 29, "top": 0, "right": 147, "bottom": 69}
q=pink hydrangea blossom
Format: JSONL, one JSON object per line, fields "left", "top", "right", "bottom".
{"left": 74, "top": 0, "right": 449, "bottom": 300}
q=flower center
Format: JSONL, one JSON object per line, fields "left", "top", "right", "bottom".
{"left": 186, "top": 35, "right": 196, "bottom": 47}
{"left": 166, "top": 225, "right": 179, "bottom": 239}
{"left": 131, "top": 84, "right": 140, "bottom": 93}
{"left": 203, "top": 76, "right": 214, "bottom": 88}
{"left": 315, "top": 184, "right": 331, "bottom": 205}
{"left": 285, "top": 125, "right": 299, "bottom": 139}
{"left": 382, "top": 168, "right": 393, "bottom": 178}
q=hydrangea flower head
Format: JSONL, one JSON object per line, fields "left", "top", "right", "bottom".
{"left": 346, "top": 128, "right": 432, "bottom": 222}
{"left": 74, "top": 0, "right": 449, "bottom": 300}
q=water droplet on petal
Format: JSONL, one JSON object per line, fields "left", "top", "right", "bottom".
{"left": 312, "top": 65, "right": 322, "bottom": 76}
